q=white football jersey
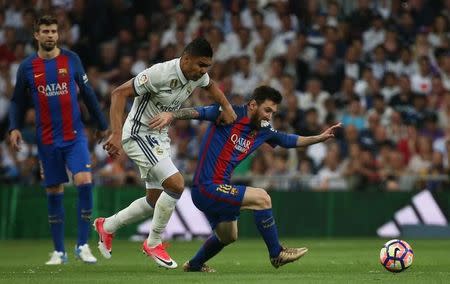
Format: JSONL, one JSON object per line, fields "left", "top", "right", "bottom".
{"left": 122, "top": 58, "right": 210, "bottom": 140}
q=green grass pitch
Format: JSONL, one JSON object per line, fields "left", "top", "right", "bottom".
{"left": 0, "top": 239, "right": 449, "bottom": 283}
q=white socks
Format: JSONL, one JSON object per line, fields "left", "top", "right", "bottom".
{"left": 147, "top": 191, "right": 179, "bottom": 247}
{"left": 104, "top": 197, "right": 154, "bottom": 233}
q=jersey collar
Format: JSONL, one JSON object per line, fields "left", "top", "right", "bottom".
{"left": 175, "top": 58, "right": 188, "bottom": 85}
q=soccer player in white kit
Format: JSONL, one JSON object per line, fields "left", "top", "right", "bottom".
{"left": 94, "top": 38, "right": 237, "bottom": 269}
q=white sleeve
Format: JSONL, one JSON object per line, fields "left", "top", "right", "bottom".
{"left": 197, "top": 73, "right": 210, "bottom": 88}
{"left": 133, "top": 64, "right": 164, "bottom": 96}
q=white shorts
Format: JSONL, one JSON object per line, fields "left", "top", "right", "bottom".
{"left": 122, "top": 134, "right": 178, "bottom": 190}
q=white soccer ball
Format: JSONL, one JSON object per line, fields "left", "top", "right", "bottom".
{"left": 379, "top": 239, "right": 414, "bottom": 272}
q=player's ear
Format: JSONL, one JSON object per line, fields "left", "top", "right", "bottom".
{"left": 182, "top": 53, "right": 192, "bottom": 64}
{"left": 248, "top": 99, "right": 257, "bottom": 111}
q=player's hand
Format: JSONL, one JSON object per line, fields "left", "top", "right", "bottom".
{"left": 216, "top": 106, "right": 237, "bottom": 125}
{"left": 149, "top": 112, "right": 174, "bottom": 132}
{"left": 9, "top": 129, "right": 22, "bottom": 152}
{"left": 320, "top": 123, "right": 342, "bottom": 141}
{"left": 103, "top": 132, "right": 122, "bottom": 159}
{"left": 95, "top": 129, "right": 108, "bottom": 144}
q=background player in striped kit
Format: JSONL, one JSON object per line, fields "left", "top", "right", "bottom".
{"left": 149, "top": 86, "right": 341, "bottom": 271}
{"left": 8, "top": 15, "right": 108, "bottom": 265}
{"left": 96, "top": 38, "right": 236, "bottom": 269}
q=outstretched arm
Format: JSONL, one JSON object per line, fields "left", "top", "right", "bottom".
{"left": 172, "top": 108, "right": 201, "bottom": 120}
{"left": 296, "top": 123, "right": 342, "bottom": 147}
{"left": 148, "top": 108, "right": 199, "bottom": 132}
{"left": 268, "top": 123, "right": 342, "bottom": 149}
{"left": 149, "top": 105, "right": 221, "bottom": 131}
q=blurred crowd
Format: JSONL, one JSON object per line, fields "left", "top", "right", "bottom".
{"left": 1, "top": 0, "right": 450, "bottom": 192}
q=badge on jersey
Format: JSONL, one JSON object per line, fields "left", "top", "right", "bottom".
{"left": 58, "top": 68, "right": 68, "bottom": 77}
{"left": 137, "top": 73, "right": 148, "bottom": 86}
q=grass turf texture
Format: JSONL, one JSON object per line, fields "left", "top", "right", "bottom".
{"left": 0, "top": 239, "right": 449, "bottom": 283}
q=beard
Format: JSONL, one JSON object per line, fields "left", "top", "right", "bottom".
{"left": 250, "top": 115, "right": 264, "bottom": 129}
{"left": 40, "top": 41, "right": 56, "bottom": 52}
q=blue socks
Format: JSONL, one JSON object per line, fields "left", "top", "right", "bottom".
{"left": 254, "top": 209, "right": 282, "bottom": 258}
{"left": 189, "top": 234, "right": 225, "bottom": 269}
{"left": 47, "top": 184, "right": 93, "bottom": 251}
{"left": 77, "top": 184, "right": 93, "bottom": 247}
{"left": 188, "top": 209, "right": 282, "bottom": 267}
{"left": 47, "top": 193, "right": 65, "bottom": 252}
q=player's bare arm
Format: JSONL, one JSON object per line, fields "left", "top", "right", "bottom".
{"left": 103, "top": 79, "right": 135, "bottom": 158}
{"left": 204, "top": 80, "right": 236, "bottom": 124}
{"left": 149, "top": 108, "right": 200, "bottom": 131}
{"left": 296, "top": 123, "right": 342, "bottom": 147}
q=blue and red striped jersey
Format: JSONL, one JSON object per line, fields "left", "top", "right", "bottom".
{"left": 193, "top": 104, "right": 299, "bottom": 185}
{"left": 9, "top": 49, "right": 107, "bottom": 145}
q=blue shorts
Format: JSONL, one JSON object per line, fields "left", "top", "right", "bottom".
{"left": 38, "top": 138, "right": 91, "bottom": 187}
{"left": 191, "top": 183, "right": 246, "bottom": 229}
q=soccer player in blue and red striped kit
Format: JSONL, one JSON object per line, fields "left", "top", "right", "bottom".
{"left": 8, "top": 15, "right": 108, "bottom": 265}
{"left": 149, "top": 86, "right": 341, "bottom": 271}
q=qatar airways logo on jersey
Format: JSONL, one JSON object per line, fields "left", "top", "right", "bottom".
{"left": 37, "top": 83, "right": 69, "bottom": 97}
{"left": 230, "top": 134, "right": 251, "bottom": 153}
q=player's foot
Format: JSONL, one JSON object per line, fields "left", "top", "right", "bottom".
{"left": 183, "top": 261, "right": 216, "bottom": 272}
{"left": 45, "top": 251, "right": 68, "bottom": 265}
{"left": 142, "top": 241, "right": 178, "bottom": 269}
{"left": 270, "top": 247, "right": 308, "bottom": 269}
{"left": 75, "top": 244, "right": 97, "bottom": 264}
{"left": 93, "top": 217, "right": 114, "bottom": 259}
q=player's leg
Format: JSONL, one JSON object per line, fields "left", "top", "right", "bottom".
{"left": 103, "top": 187, "right": 160, "bottom": 234}
{"left": 147, "top": 171, "right": 184, "bottom": 246}
{"left": 94, "top": 137, "right": 162, "bottom": 259}
{"left": 184, "top": 221, "right": 237, "bottom": 272}
{"left": 45, "top": 184, "right": 68, "bottom": 265}
{"left": 66, "top": 139, "right": 96, "bottom": 263}
{"left": 242, "top": 186, "right": 308, "bottom": 268}
{"left": 241, "top": 187, "right": 282, "bottom": 258}
{"left": 184, "top": 183, "right": 245, "bottom": 272}
{"left": 94, "top": 138, "right": 158, "bottom": 258}
{"left": 143, "top": 166, "right": 183, "bottom": 269}
{"left": 95, "top": 187, "right": 160, "bottom": 259}
{"left": 39, "top": 144, "right": 69, "bottom": 265}
{"left": 117, "top": 136, "right": 180, "bottom": 268}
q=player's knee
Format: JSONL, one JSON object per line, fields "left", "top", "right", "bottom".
{"left": 73, "top": 172, "right": 92, "bottom": 186}
{"left": 46, "top": 185, "right": 64, "bottom": 194}
{"left": 257, "top": 190, "right": 272, "bottom": 209}
{"left": 162, "top": 174, "right": 185, "bottom": 194}
{"left": 219, "top": 232, "right": 238, "bottom": 245}
{"left": 172, "top": 182, "right": 185, "bottom": 194}
{"left": 75, "top": 180, "right": 92, "bottom": 187}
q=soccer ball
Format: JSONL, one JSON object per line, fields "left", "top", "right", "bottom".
{"left": 380, "top": 239, "right": 414, "bottom": 272}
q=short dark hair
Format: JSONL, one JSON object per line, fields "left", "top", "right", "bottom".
{"left": 250, "top": 86, "right": 282, "bottom": 105}
{"left": 183, "top": 37, "right": 213, "bottom": 58}
{"left": 34, "top": 15, "right": 58, "bottom": 32}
